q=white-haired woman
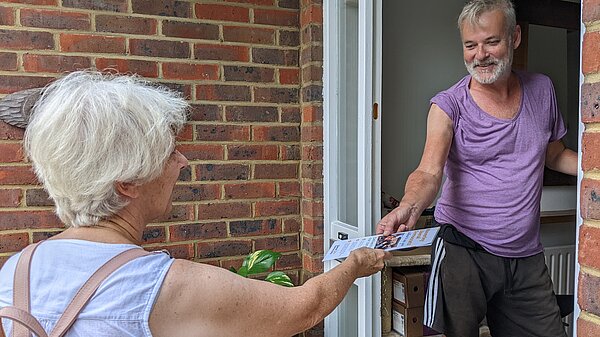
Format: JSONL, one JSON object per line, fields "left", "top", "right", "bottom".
{"left": 0, "top": 71, "right": 390, "bottom": 337}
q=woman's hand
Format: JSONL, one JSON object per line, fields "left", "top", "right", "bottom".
{"left": 345, "top": 247, "right": 391, "bottom": 278}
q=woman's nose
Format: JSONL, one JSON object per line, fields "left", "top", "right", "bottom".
{"left": 175, "top": 150, "right": 189, "bottom": 168}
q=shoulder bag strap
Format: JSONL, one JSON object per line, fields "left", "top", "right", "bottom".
{"left": 12, "top": 242, "right": 43, "bottom": 337}
{"left": 48, "top": 248, "right": 150, "bottom": 337}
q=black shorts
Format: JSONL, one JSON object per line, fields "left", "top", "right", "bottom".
{"left": 424, "top": 224, "right": 567, "bottom": 337}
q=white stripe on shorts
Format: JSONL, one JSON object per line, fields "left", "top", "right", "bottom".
{"left": 424, "top": 237, "right": 446, "bottom": 327}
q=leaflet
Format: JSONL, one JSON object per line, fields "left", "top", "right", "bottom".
{"left": 323, "top": 227, "right": 440, "bottom": 261}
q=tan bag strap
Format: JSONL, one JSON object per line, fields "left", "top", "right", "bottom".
{"left": 1, "top": 243, "right": 150, "bottom": 337}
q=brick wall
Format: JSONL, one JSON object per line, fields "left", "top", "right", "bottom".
{"left": 579, "top": 0, "right": 600, "bottom": 335}
{"left": 0, "top": 0, "right": 315, "bottom": 290}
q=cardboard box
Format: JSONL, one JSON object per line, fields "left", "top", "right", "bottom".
{"left": 392, "top": 301, "right": 423, "bottom": 337}
{"left": 393, "top": 269, "right": 427, "bottom": 307}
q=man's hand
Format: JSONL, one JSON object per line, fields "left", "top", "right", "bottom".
{"left": 376, "top": 203, "right": 420, "bottom": 236}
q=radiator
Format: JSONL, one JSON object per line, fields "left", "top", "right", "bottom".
{"left": 544, "top": 245, "right": 576, "bottom": 337}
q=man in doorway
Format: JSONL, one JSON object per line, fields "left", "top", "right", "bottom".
{"left": 376, "top": 0, "right": 577, "bottom": 336}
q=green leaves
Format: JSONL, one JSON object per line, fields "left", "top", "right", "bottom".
{"left": 231, "top": 249, "right": 294, "bottom": 287}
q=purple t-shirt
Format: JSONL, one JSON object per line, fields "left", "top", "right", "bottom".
{"left": 432, "top": 71, "right": 566, "bottom": 258}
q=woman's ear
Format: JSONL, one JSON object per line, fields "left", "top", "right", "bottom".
{"left": 115, "top": 181, "right": 140, "bottom": 199}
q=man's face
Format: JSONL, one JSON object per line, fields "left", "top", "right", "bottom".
{"left": 461, "top": 9, "right": 515, "bottom": 84}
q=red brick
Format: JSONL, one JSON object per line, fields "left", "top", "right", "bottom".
{"left": 301, "top": 23, "right": 323, "bottom": 45}
{"left": 254, "top": 234, "right": 299, "bottom": 252}
{"left": 283, "top": 217, "right": 301, "bottom": 233}
{"left": 583, "top": 0, "right": 600, "bottom": 23}
{"left": 276, "top": 252, "right": 302, "bottom": 270}
{"left": 302, "top": 235, "right": 324, "bottom": 254}
{"left": 0, "top": 166, "right": 38, "bottom": 185}
{"left": 196, "top": 84, "right": 251, "bottom": 102}
{"left": 278, "top": 0, "right": 299, "bottom": 9}
{"left": 0, "top": 210, "right": 62, "bottom": 231}
{"left": 302, "top": 181, "right": 323, "bottom": 199}
{"left": 197, "top": 240, "right": 252, "bottom": 258}
{"left": 302, "top": 84, "right": 323, "bottom": 102}
{"left": 130, "top": 39, "right": 189, "bottom": 59}
{"left": 225, "top": 182, "right": 276, "bottom": 199}
{"left": 579, "top": 224, "right": 600, "bottom": 269}
{"left": 253, "top": 48, "right": 298, "bottom": 66}
{"left": 281, "top": 144, "right": 300, "bottom": 160}
{"left": 300, "top": 3, "right": 322, "bottom": 27}
{"left": 302, "top": 105, "right": 323, "bottom": 123}
{"left": 282, "top": 106, "right": 301, "bottom": 123}
{"left": 578, "top": 316, "right": 600, "bottom": 337}
{"left": 60, "top": 34, "right": 125, "bottom": 54}
{"left": 223, "top": 66, "right": 275, "bottom": 83}
{"left": 195, "top": 4, "right": 249, "bottom": 23}
{"left": 2, "top": 0, "right": 56, "bottom": 5}
{"left": 0, "top": 29, "right": 53, "bottom": 50}
{"left": 301, "top": 125, "right": 323, "bottom": 142}
{"left": 302, "top": 217, "right": 323, "bottom": 236}
{"left": 302, "top": 200, "right": 323, "bottom": 217}
{"left": 20, "top": 9, "right": 90, "bottom": 30}
{"left": 23, "top": 54, "right": 91, "bottom": 73}
{"left": 169, "top": 222, "right": 227, "bottom": 241}
{"left": 0, "top": 6, "right": 14, "bottom": 25}
{"left": 0, "top": 75, "right": 53, "bottom": 95}
{"left": 579, "top": 272, "right": 600, "bottom": 315}
{"left": 155, "top": 204, "right": 194, "bottom": 222}
{"left": 63, "top": 0, "right": 127, "bottom": 12}
{"left": 279, "top": 30, "right": 299, "bottom": 47}
{"left": 197, "top": 163, "right": 249, "bottom": 181}
{"left": 254, "top": 87, "right": 299, "bottom": 103}
{"left": 0, "top": 143, "right": 24, "bottom": 163}
{"left": 131, "top": 0, "right": 190, "bottom": 17}
{"left": 0, "top": 256, "right": 9, "bottom": 269}
{"left": 196, "top": 124, "right": 250, "bottom": 142}
{"left": 95, "top": 58, "right": 158, "bottom": 78}
{"left": 302, "top": 251, "right": 323, "bottom": 273}
{"left": 157, "top": 82, "right": 192, "bottom": 99}
{"left": 225, "top": 106, "right": 278, "bottom": 122}
{"left": 0, "top": 189, "right": 21, "bottom": 207}
{"left": 0, "top": 122, "right": 25, "bottom": 140}
{"left": 301, "top": 162, "right": 322, "bottom": 179}
{"left": 583, "top": 31, "right": 600, "bottom": 75}
{"left": 25, "top": 188, "right": 53, "bottom": 207}
{"left": 279, "top": 68, "right": 299, "bottom": 84}
{"left": 302, "top": 64, "right": 322, "bottom": 83}
{"left": 178, "top": 144, "right": 224, "bottom": 161}
{"left": 254, "top": 163, "right": 298, "bottom": 179}
{"left": 194, "top": 43, "right": 249, "bottom": 62}
{"left": 229, "top": 218, "right": 281, "bottom": 237}
{"left": 582, "top": 82, "right": 600, "bottom": 123}
{"left": 223, "top": 26, "right": 275, "bottom": 44}
{"left": 198, "top": 202, "right": 251, "bottom": 220}
{"left": 32, "top": 230, "right": 61, "bottom": 242}
{"left": 223, "top": 0, "right": 274, "bottom": 5}
{"left": 189, "top": 104, "right": 222, "bottom": 122}
{"left": 142, "top": 226, "right": 166, "bottom": 244}
{"left": 301, "top": 45, "right": 323, "bottom": 64}
{"left": 147, "top": 243, "right": 194, "bottom": 259}
{"left": 163, "top": 20, "right": 219, "bottom": 40}
{"left": 172, "top": 184, "right": 221, "bottom": 202}
{"left": 302, "top": 144, "right": 323, "bottom": 161}
{"left": 255, "top": 200, "right": 299, "bottom": 216}
{"left": 252, "top": 125, "right": 299, "bottom": 142}
{"left": 0, "top": 232, "right": 29, "bottom": 253}
{"left": 219, "top": 257, "right": 244, "bottom": 270}
{"left": 228, "top": 144, "right": 278, "bottom": 160}
{"left": 583, "top": 134, "right": 600, "bottom": 171}
{"left": 0, "top": 52, "right": 17, "bottom": 71}
{"left": 254, "top": 8, "right": 299, "bottom": 27}
{"left": 163, "top": 63, "right": 219, "bottom": 81}
{"left": 279, "top": 181, "right": 300, "bottom": 197}
{"left": 96, "top": 15, "right": 157, "bottom": 35}
{"left": 177, "top": 166, "right": 192, "bottom": 183}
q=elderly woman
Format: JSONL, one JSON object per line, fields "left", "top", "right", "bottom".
{"left": 0, "top": 71, "right": 389, "bottom": 337}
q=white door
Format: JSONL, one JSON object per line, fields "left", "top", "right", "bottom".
{"left": 323, "top": 0, "right": 382, "bottom": 336}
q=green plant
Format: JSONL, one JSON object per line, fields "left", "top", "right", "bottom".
{"left": 230, "top": 249, "right": 294, "bottom": 287}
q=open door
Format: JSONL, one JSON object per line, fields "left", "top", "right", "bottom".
{"left": 323, "top": 0, "right": 382, "bottom": 336}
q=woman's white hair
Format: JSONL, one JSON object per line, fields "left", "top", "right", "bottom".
{"left": 458, "top": 0, "right": 516, "bottom": 36}
{"left": 24, "top": 70, "right": 188, "bottom": 227}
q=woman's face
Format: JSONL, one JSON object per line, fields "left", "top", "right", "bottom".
{"left": 138, "top": 149, "right": 188, "bottom": 221}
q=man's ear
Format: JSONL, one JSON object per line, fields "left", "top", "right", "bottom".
{"left": 513, "top": 24, "right": 521, "bottom": 50}
{"left": 115, "top": 181, "right": 140, "bottom": 199}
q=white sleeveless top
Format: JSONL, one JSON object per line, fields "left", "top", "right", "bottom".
{"left": 0, "top": 239, "right": 173, "bottom": 337}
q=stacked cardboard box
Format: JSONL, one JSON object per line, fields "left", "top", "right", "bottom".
{"left": 392, "top": 267, "right": 441, "bottom": 337}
